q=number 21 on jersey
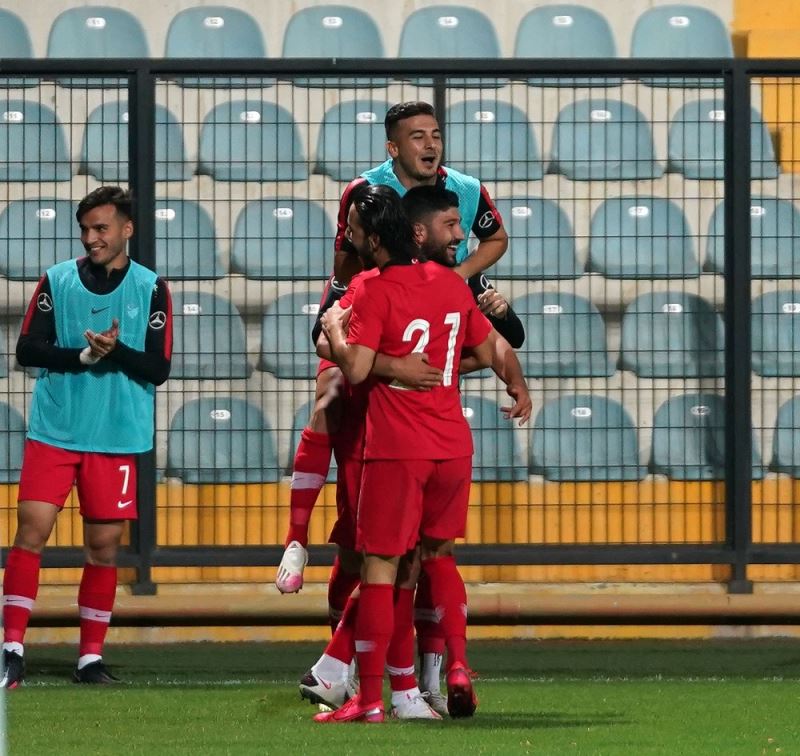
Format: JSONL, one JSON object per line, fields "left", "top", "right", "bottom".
{"left": 402, "top": 312, "right": 461, "bottom": 386}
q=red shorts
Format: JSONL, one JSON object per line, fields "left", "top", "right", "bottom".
{"left": 328, "top": 454, "right": 362, "bottom": 551}
{"left": 356, "top": 457, "right": 471, "bottom": 556}
{"left": 18, "top": 439, "right": 139, "bottom": 521}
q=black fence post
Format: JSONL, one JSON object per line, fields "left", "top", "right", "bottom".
{"left": 724, "top": 60, "right": 754, "bottom": 594}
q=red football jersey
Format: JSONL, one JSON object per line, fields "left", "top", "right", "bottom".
{"left": 347, "top": 261, "right": 492, "bottom": 460}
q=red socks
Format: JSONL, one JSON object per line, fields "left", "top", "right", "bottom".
{"left": 78, "top": 564, "right": 117, "bottom": 657}
{"left": 421, "top": 556, "right": 467, "bottom": 671}
{"left": 285, "top": 429, "right": 332, "bottom": 547}
{"left": 327, "top": 556, "right": 361, "bottom": 634}
{"left": 414, "top": 569, "right": 446, "bottom": 656}
{"left": 387, "top": 587, "right": 416, "bottom": 692}
{"left": 354, "top": 583, "right": 394, "bottom": 703}
{"left": 2, "top": 547, "right": 41, "bottom": 644}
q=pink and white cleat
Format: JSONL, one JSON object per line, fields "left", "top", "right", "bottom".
{"left": 275, "top": 541, "right": 308, "bottom": 594}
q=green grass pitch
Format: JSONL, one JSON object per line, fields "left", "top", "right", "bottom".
{"left": 6, "top": 639, "right": 800, "bottom": 754}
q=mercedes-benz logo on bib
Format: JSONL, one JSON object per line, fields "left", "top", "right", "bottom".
{"left": 477, "top": 211, "right": 494, "bottom": 230}
{"left": 149, "top": 311, "right": 166, "bottom": 329}
{"left": 37, "top": 293, "right": 53, "bottom": 312}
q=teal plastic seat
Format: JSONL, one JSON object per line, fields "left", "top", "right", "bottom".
{"left": 165, "top": 6, "right": 266, "bottom": 87}
{"left": 462, "top": 395, "right": 526, "bottom": 481}
{"left": 513, "top": 292, "right": 614, "bottom": 377}
{"left": 530, "top": 395, "right": 645, "bottom": 481}
{"left": 399, "top": 6, "right": 501, "bottom": 87}
{"left": 619, "top": 292, "right": 725, "bottom": 378}
{"left": 549, "top": 99, "right": 662, "bottom": 180}
{"left": 283, "top": 6, "right": 385, "bottom": 87}
{"left": 259, "top": 292, "right": 324, "bottom": 379}
{"left": 587, "top": 196, "right": 700, "bottom": 279}
{"left": 632, "top": 5, "right": 731, "bottom": 87}
{"left": 166, "top": 397, "right": 280, "bottom": 483}
{"left": 154, "top": 200, "right": 223, "bottom": 280}
{"left": 0, "top": 199, "right": 75, "bottom": 280}
{"left": 0, "top": 101, "right": 71, "bottom": 182}
{"left": 705, "top": 197, "right": 800, "bottom": 278}
{"left": 668, "top": 100, "right": 778, "bottom": 179}
{"left": 82, "top": 101, "right": 190, "bottom": 182}
{"left": 651, "top": 393, "right": 762, "bottom": 480}
{"left": 0, "top": 10, "right": 35, "bottom": 87}
{"left": 0, "top": 402, "right": 25, "bottom": 483}
{"left": 752, "top": 290, "right": 800, "bottom": 376}
{"left": 0, "top": 325, "right": 7, "bottom": 379}
{"left": 231, "top": 198, "right": 331, "bottom": 280}
{"left": 515, "top": 5, "right": 618, "bottom": 87}
{"left": 491, "top": 197, "right": 578, "bottom": 279}
{"left": 171, "top": 292, "right": 250, "bottom": 379}
{"left": 771, "top": 396, "right": 800, "bottom": 477}
{"left": 314, "top": 100, "right": 391, "bottom": 181}
{"left": 47, "top": 7, "right": 149, "bottom": 87}
{"left": 198, "top": 100, "right": 307, "bottom": 182}
{"left": 291, "top": 401, "right": 337, "bottom": 482}
{"left": 446, "top": 100, "right": 542, "bottom": 181}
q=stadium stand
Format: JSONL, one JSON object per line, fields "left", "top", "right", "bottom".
{"left": 751, "top": 290, "right": 800, "bottom": 376}
{"left": 587, "top": 196, "right": 700, "bottom": 279}
{"left": 490, "top": 197, "right": 579, "bottom": 279}
{"left": 619, "top": 292, "right": 725, "bottom": 378}
{"left": 0, "top": 100, "right": 71, "bottom": 182}
{"left": 0, "top": 401, "right": 25, "bottom": 483}
{"left": 166, "top": 396, "right": 281, "bottom": 483}
{"left": 154, "top": 199, "right": 224, "bottom": 280}
{"left": 512, "top": 292, "right": 614, "bottom": 378}
{"left": 0, "top": 9, "right": 35, "bottom": 87}
{"left": 530, "top": 394, "right": 645, "bottom": 481}
{"left": 170, "top": 292, "right": 251, "bottom": 379}
{"left": 197, "top": 100, "right": 307, "bottom": 181}
{"left": 258, "top": 291, "right": 323, "bottom": 379}
{"left": 771, "top": 395, "right": 800, "bottom": 478}
{"left": 461, "top": 395, "right": 526, "bottom": 481}
{"left": 230, "top": 198, "right": 331, "bottom": 280}
{"left": 0, "top": 199, "right": 75, "bottom": 280}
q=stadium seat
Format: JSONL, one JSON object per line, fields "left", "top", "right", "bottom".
{"left": 752, "top": 290, "right": 800, "bottom": 376}
{"left": 165, "top": 6, "right": 266, "bottom": 87}
{"left": 282, "top": 6, "right": 385, "bottom": 87}
{"left": 587, "top": 196, "right": 700, "bottom": 279}
{"left": 0, "top": 325, "right": 7, "bottom": 379}
{"left": 0, "top": 10, "right": 35, "bottom": 87}
{"left": 154, "top": 200, "right": 224, "bottom": 280}
{"left": 705, "top": 197, "right": 800, "bottom": 278}
{"left": 530, "top": 394, "right": 645, "bottom": 481}
{"left": 512, "top": 292, "right": 614, "bottom": 377}
{"left": 230, "top": 198, "right": 331, "bottom": 280}
{"left": 461, "top": 395, "right": 526, "bottom": 481}
{"left": 0, "top": 402, "right": 25, "bottom": 483}
{"left": 549, "top": 99, "right": 662, "bottom": 180}
{"left": 771, "top": 396, "right": 800, "bottom": 478}
{"left": 668, "top": 100, "right": 779, "bottom": 179}
{"left": 314, "top": 99, "right": 391, "bottom": 181}
{"left": 650, "top": 393, "right": 763, "bottom": 480}
{"left": 198, "top": 100, "right": 307, "bottom": 182}
{"left": 47, "top": 6, "right": 149, "bottom": 87}
{"left": 170, "top": 292, "right": 250, "bottom": 379}
{"left": 515, "top": 5, "right": 618, "bottom": 87}
{"left": 0, "top": 199, "right": 75, "bottom": 280}
{"left": 166, "top": 396, "right": 280, "bottom": 483}
{"left": 0, "top": 101, "right": 71, "bottom": 182}
{"left": 445, "top": 100, "right": 543, "bottom": 181}
{"left": 290, "top": 401, "right": 337, "bottom": 482}
{"left": 398, "top": 5, "right": 501, "bottom": 86}
{"left": 631, "top": 5, "right": 731, "bottom": 87}
{"left": 258, "top": 291, "right": 323, "bottom": 379}
{"left": 491, "top": 197, "right": 578, "bottom": 279}
{"left": 81, "top": 101, "right": 190, "bottom": 182}
{"left": 619, "top": 292, "right": 725, "bottom": 378}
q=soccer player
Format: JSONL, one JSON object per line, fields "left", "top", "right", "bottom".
{"left": 276, "top": 101, "right": 511, "bottom": 596}
{"left": 0, "top": 186, "right": 172, "bottom": 687}
{"left": 316, "top": 186, "right": 494, "bottom": 724}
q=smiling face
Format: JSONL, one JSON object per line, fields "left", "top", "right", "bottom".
{"left": 417, "top": 206, "right": 464, "bottom": 268}
{"left": 387, "top": 114, "right": 443, "bottom": 187}
{"left": 79, "top": 203, "right": 132, "bottom": 272}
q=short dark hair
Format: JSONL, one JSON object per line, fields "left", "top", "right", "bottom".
{"left": 76, "top": 186, "right": 132, "bottom": 224}
{"left": 350, "top": 184, "right": 417, "bottom": 263}
{"left": 401, "top": 186, "right": 460, "bottom": 225}
{"left": 385, "top": 101, "right": 437, "bottom": 140}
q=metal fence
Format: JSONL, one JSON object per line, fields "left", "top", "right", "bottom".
{"left": 0, "top": 58, "right": 799, "bottom": 594}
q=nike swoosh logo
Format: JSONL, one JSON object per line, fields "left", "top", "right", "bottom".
{"left": 91, "top": 306, "right": 110, "bottom": 314}
{"left": 117, "top": 500, "right": 133, "bottom": 509}
{"left": 320, "top": 679, "right": 332, "bottom": 689}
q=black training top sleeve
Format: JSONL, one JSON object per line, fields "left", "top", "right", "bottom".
{"left": 467, "top": 273, "right": 525, "bottom": 349}
{"left": 470, "top": 185, "right": 503, "bottom": 240}
{"left": 312, "top": 278, "right": 348, "bottom": 344}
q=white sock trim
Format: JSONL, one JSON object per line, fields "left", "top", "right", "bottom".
{"left": 290, "top": 471, "right": 326, "bottom": 490}
{"left": 3, "top": 595, "right": 34, "bottom": 611}
{"left": 79, "top": 606, "right": 112, "bottom": 623}
{"left": 2, "top": 642, "right": 23, "bottom": 657}
{"left": 77, "top": 654, "right": 102, "bottom": 670}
